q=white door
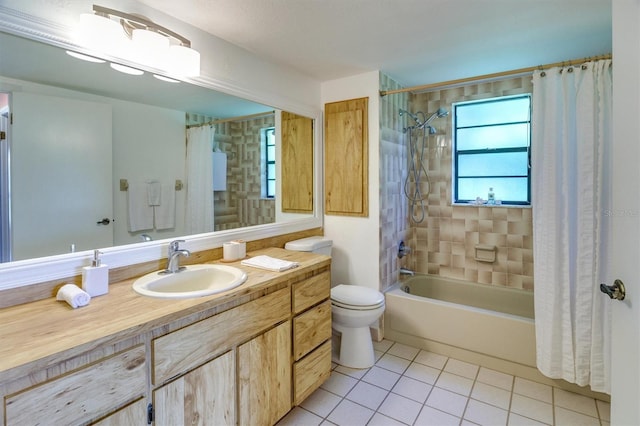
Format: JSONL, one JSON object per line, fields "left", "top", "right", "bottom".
{"left": 10, "top": 92, "right": 113, "bottom": 260}
{"left": 610, "top": 1, "right": 640, "bottom": 424}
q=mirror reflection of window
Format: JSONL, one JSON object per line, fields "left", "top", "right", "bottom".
{"left": 262, "top": 127, "right": 276, "bottom": 199}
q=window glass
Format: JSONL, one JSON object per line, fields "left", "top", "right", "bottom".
{"left": 453, "top": 94, "right": 531, "bottom": 205}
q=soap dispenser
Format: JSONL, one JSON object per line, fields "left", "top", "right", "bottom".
{"left": 82, "top": 250, "right": 109, "bottom": 297}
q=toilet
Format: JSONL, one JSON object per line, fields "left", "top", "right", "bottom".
{"left": 285, "top": 236, "right": 385, "bottom": 369}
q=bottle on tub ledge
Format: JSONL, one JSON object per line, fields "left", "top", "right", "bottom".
{"left": 487, "top": 187, "right": 495, "bottom": 205}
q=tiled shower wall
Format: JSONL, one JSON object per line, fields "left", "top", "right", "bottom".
{"left": 408, "top": 76, "right": 534, "bottom": 290}
{"left": 214, "top": 116, "right": 276, "bottom": 231}
{"left": 379, "top": 73, "right": 409, "bottom": 292}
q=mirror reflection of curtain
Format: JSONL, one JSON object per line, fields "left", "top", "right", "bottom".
{"left": 185, "top": 126, "right": 214, "bottom": 234}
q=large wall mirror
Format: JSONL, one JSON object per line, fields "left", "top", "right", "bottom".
{"left": 0, "top": 29, "right": 319, "bottom": 273}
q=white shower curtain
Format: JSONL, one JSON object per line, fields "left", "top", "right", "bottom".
{"left": 532, "top": 59, "right": 612, "bottom": 393}
{"left": 185, "top": 125, "right": 214, "bottom": 234}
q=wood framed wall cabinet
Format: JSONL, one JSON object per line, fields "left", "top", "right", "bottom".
{"left": 281, "top": 111, "right": 314, "bottom": 213}
{"left": 324, "top": 97, "right": 369, "bottom": 217}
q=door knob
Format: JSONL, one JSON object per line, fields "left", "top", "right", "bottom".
{"left": 600, "top": 279, "right": 626, "bottom": 301}
{"left": 96, "top": 218, "right": 111, "bottom": 225}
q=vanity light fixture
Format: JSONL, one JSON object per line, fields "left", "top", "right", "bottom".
{"left": 153, "top": 74, "right": 180, "bottom": 83}
{"left": 74, "top": 4, "right": 200, "bottom": 77}
{"left": 65, "top": 51, "right": 106, "bottom": 63}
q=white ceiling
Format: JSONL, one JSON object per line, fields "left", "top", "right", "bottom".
{"left": 138, "top": 0, "right": 612, "bottom": 88}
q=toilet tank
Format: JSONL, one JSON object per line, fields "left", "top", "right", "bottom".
{"left": 285, "top": 236, "right": 333, "bottom": 256}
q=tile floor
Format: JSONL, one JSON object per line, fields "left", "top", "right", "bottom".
{"left": 278, "top": 339, "right": 610, "bottom": 426}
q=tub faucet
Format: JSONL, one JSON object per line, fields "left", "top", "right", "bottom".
{"left": 164, "top": 239, "right": 190, "bottom": 274}
{"left": 400, "top": 268, "right": 415, "bottom": 276}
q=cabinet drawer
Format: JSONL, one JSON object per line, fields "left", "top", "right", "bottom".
{"left": 153, "top": 287, "right": 290, "bottom": 384}
{"left": 292, "top": 270, "right": 330, "bottom": 314}
{"left": 293, "top": 299, "right": 331, "bottom": 360}
{"left": 5, "top": 345, "right": 146, "bottom": 426}
{"left": 293, "top": 340, "right": 331, "bottom": 405}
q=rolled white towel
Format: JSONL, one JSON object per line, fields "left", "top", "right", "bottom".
{"left": 56, "top": 284, "right": 91, "bottom": 308}
{"left": 241, "top": 255, "right": 300, "bottom": 272}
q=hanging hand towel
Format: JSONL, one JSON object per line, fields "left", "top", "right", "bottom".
{"left": 241, "top": 255, "right": 300, "bottom": 272}
{"left": 154, "top": 183, "right": 176, "bottom": 230}
{"left": 128, "top": 182, "right": 154, "bottom": 232}
{"left": 147, "top": 180, "right": 161, "bottom": 206}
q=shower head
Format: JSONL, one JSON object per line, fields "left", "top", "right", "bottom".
{"left": 424, "top": 108, "right": 449, "bottom": 125}
{"left": 399, "top": 108, "right": 420, "bottom": 124}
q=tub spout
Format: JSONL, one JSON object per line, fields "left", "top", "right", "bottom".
{"left": 400, "top": 268, "right": 415, "bottom": 276}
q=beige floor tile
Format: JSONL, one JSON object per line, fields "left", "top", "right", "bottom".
{"left": 553, "top": 388, "right": 598, "bottom": 417}
{"left": 415, "top": 350, "right": 448, "bottom": 369}
{"left": 510, "top": 394, "right": 553, "bottom": 425}
{"left": 435, "top": 371, "right": 474, "bottom": 396}
{"left": 326, "top": 399, "right": 374, "bottom": 426}
{"left": 444, "top": 358, "right": 479, "bottom": 379}
{"left": 554, "top": 406, "right": 600, "bottom": 426}
{"left": 513, "top": 377, "right": 552, "bottom": 403}
{"left": 471, "top": 381, "right": 512, "bottom": 410}
{"left": 415, "top": 406, "right": 461, "bottom": 426}
{"left": 426, "top": 386, "right": 469, "bottom": 417}
{"left": 464, "top": 399, "right": 508, "bottom": 426}
{"left": 375, "top": 353, "right": 411, "bottom": 374}
{"left": 378, "top": 392, "right": 423, "bottom": 425}
{"left": 477, "top": 367, "right": 514, "bottom": 391}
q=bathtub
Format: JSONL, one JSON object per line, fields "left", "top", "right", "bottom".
{"left": 384, "top": 274, "right": 536, "bottom": 367}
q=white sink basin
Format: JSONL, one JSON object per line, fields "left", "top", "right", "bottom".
{"left": 132, "top": 264, "right": 247, "bottom": 299}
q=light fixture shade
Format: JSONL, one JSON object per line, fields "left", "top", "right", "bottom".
{"left": 79, "top": 13, "right": 128, "bottom": 57}
{"left": 167, "top": 45, "right": 201, "bottom": 77}
{"left": 110, "top": 63, "right": 144, "bottom": 75}
{"left": 132, "top": 29, "right": 170, "bottom": 69}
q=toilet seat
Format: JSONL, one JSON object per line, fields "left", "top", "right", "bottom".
{"left": 331, "top": 284, "right": 385, "bottom": 310}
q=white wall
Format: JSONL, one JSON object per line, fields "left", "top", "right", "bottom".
{"left": 111, "top": 100, "right": 187, "bottom": 245}
{"left": 321, "top": 71, "right": 381, "bottom": 290}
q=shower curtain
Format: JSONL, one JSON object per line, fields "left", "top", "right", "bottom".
{"left": 532, "top": 59, "right": 612, "bottom": 393}
{"left": 185, "top": 125, "right": 215, "bottom": 234}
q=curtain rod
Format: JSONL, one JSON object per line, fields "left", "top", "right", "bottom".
{"left": 379, "top": 54, "right": 612, "bottom": 97}
{"left": 186, "top": 110, "right": 275, "bottom": 129}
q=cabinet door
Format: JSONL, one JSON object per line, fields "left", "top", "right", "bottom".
{"left": 238, "top": 321, "right": 292, "bottom": 426}
{"left": 5, "top": 346, "right": 146, "bottom": 426}
{"left": 92, "top": 398, "right": 148, "bottom": 426}
{"left": 324, "top": 97, "right": 369, "bottom": 217}
{"left": 281, "top": 111, "right": 314, "bottom": 213}
{"left": 154, "top": 350, "right": 235, "bottom": 426}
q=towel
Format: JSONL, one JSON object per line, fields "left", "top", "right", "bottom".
{"left": 212, "top": 152, "right": 227, "bottom": 191}
{"left": 241, "top": 255, "right": 300, "bottom": 272}
{"left": 128, "top": 182, "right": 154, "bottom": 232}
{"left": 56, "top": 284, "right": 91, "bottom": 308}
{"left": 154, "top": 183, "right": 176, "bottom": 230}
{"left": 147, "top": 180, "right": 161, "bottom": 206}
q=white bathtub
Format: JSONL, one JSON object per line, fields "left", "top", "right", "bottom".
{"left": 384, "top": 274, "right": 536, "bottom": 367}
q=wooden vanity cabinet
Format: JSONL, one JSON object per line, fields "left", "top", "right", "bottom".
{"left": 0, "top": 254, "right": 332, "bottom": 426}
{"left": 291, "top": 270, "right": 332, "bottom": 405}
{"left": 4, "top": 345, "right": 147, "bottom": 426}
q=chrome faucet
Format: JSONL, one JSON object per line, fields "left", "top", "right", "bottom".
{"left": 400, "top": 268, "right": 415, "bottom": 276}
{"left": 164, "top": 239, "right": 190, "bottom": 274}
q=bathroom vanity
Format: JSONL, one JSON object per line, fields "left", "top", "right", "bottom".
{"left": 0, "top": 248, "right": 331, "bottom": 426}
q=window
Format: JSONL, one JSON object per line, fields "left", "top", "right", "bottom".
{"left": 262, "top": 127, "right": 276, "bottom": 198}
{"left": 453, "top": 94, "right": 531, "bottom": 205}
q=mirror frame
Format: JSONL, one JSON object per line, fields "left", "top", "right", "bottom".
{"left": 0, "top": 7, "right": 323, "bottom": 290}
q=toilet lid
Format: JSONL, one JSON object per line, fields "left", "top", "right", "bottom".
{"left": 331, "top": 284, "right": 385, "bottom": 307}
